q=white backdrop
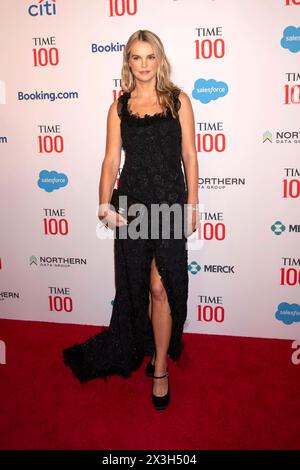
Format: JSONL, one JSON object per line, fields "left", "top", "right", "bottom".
{"left": 0, "top": 0, "right": 299, "bottom": 340}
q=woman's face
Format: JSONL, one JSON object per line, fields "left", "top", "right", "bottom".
{"left": 128, "top": 40, "right": 158, "bottom": 83}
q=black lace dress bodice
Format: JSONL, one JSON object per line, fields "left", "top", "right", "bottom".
{"left": 117, "top": 90, "right": 187, "bottom": 206}
{"left": 63, "top": 89, "right": 189, "bottom": 383}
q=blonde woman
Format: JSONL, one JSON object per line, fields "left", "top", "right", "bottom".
{"left": 63, "top": 30, "right": 199, "bottom": 411}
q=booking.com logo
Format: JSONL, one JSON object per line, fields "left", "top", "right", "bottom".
{"left": 91, "top": 42, "right": 125, "bottom": 53}
{"left": 28, "top": 0, "right": 57, "bottom": 17}
{"left": 18, "top": 90, "right": 79, "bottom": 102}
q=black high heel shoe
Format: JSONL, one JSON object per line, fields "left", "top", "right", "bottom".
{"left": 145, "top": 356, "right": 155, "bottom": 377}
{"left": 152, "top": 371, "right": 170, "bottom": 411}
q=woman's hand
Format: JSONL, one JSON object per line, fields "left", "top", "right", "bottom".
{"left": 187, "top": 202, "right": 200, "bottom": 236}
{"left": 98, "top": 203, "right": 128, "bottom": 229}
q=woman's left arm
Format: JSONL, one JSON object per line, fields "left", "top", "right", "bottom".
{"left": 178, "top": 91, "right": 199, "bottom": 206}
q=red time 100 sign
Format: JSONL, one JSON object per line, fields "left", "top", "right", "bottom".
{"left": 43, "top": 218, "right": 69, "bottom": 236}
{"left": 196, "top": 133, "right": 226, "bottom": 153}
{"left": 284, "top": 84, "right": 300, "bottom": 104}
{"left": 280, "top": 268, "right": 300, "bottom": 286}
{"left": 108, "top": 0, "right": 137, "bottom": 16}
{"left": 33, "top": 48, "right": 59, "bottom": 67}
{"left": 197, "top": 305, "right": 225, "bottom": 323}
{"left": 38, "top": 135, "right": 64, "bottom": 153}
{"left": 195, "top": 39, "right": 225, "bottom": 59}
{"left": 49, "top": 295, "right": 73, "bottom": 312}
{"left": 283, "top": 179, "right": 300, "bottom": 198}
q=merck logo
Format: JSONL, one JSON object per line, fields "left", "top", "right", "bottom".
{"left": 188, "top": 261, "right": 201, "bottom": 275}
{"left": 271, "top": 220, "right": 286, "bottom": 235}
{"left": 28, "top": 0, "right": 57, "bottom": 17}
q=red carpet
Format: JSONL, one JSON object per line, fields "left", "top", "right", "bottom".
{"left": 0, "top": 318, "right": 299, "bottom": 450}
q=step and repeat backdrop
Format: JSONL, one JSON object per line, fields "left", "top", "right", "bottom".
{"left": 0, "top": 0, "right": 299, "bottom": 340}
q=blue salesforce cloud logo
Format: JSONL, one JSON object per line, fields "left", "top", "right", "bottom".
{"left": 192, "top": 78, "right": 228, "bottom": 104}
{"left": 38, "top": 170, "right": 68, "bottom": 192}
{"left": 275, "top": 302, "right": 300, "bottom": 325}
{"left": 280, "top": 26, "right": 300, "bottom": 53}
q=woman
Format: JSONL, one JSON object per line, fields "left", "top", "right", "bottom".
{"left": 63, "top": 30, "right": 199, "bottom": 411}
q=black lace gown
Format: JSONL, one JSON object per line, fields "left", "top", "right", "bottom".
{"left": 63, "top": 89, "right": 189, "bottom": 382}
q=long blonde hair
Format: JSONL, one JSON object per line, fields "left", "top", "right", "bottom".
{"left": 120, "top": 30, "right": 181, "bottom": 119}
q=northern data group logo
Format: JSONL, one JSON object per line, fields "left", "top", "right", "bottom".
{"left": 262, "top": 129, "right": 300, "bottom": 144}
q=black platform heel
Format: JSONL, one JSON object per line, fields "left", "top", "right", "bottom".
{"left": 152, "top": 371, "right": 170, "bottom": 411}
{"left": 145, "top": 355, "right": 155, "bottom": 377}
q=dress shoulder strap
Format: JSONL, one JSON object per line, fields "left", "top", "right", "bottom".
{"left": 117, "top": 92, "right": 129, "bottom": 118}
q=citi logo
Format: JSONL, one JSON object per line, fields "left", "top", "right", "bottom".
{"left": 91, "top": 42, "right": 125, "bottom": 54}
{"left": 28, "top": 0, "right": 57, "bottom": 17}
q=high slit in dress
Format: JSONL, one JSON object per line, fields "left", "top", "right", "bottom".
{"left": 63, "top": 89, "right": 189, "bottom": 382}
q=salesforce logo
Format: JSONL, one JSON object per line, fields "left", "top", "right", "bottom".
{"left": 192, "top": 78, "right": 229, "bottom": 104}
{"left": 91, "top": 42, "right": 125, "bottom": 53}
{"left": 275, "top": 302, "right": 300, "bottom": 325}
{"left": 28, "top": 0, "right": 57, "bottom": 17}
{"left": 38, "top": 170, "right": 68, "bottom": 192}
{"left": 281, "top": 26, "right": 300, "bottom": 53}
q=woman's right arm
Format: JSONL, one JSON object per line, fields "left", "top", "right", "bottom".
{"left": 98, "top": 100, "right": 121, "bottom": 219}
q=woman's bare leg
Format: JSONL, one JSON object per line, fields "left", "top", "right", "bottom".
{"left": 150, "top": 257, "right": 171, "bottom": 396}
{"left": 148, "top": 291, "right": 156, "bottom": 365}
